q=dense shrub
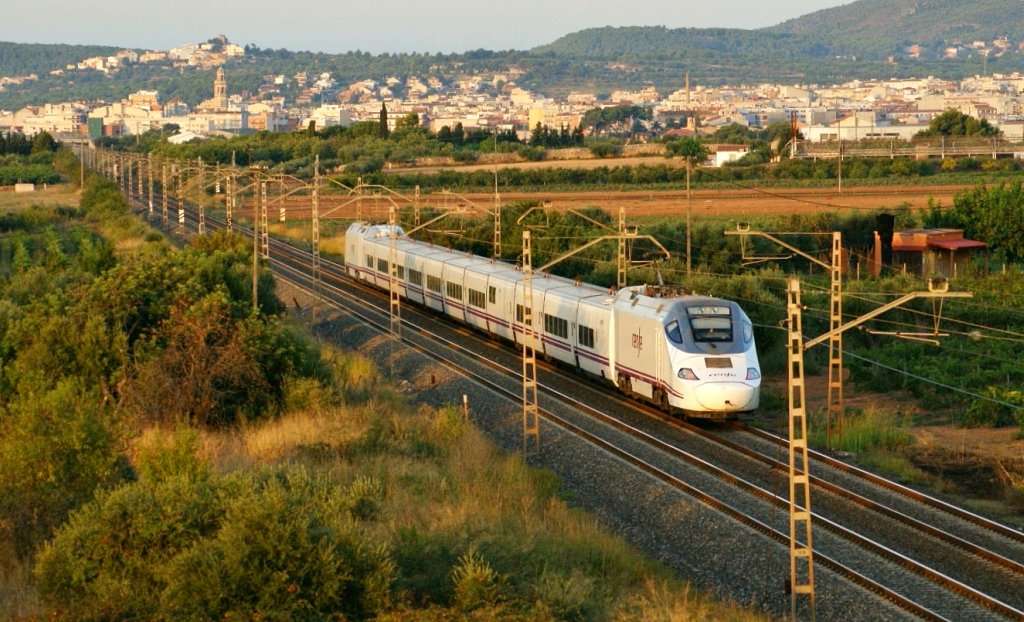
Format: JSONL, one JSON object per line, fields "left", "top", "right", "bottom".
{"left": 0, "top": 164, "right": 61, "bottom": 186}
{"left": 0, "top": 380, "right": 131, "bottom": 557}
{"left": 36, "top": 466, "right": 395, "bottom": 620}
{"left": 961, "top": 386, "right": 1024, "bottom": 428}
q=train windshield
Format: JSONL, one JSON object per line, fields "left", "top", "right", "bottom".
{"left": 685, "top": 305, "right": 733, "bottom": 343}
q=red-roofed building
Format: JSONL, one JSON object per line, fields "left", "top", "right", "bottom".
{"left": 875, "top": 228, "right": 986, "bottom": 278}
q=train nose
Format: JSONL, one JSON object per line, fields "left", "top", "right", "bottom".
{"left": 694, "top": 382, "right": 758, "bottom": 411}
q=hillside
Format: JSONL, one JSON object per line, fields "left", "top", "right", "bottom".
{"left": 2, "top": 0, "right": 1024, "bottom": 108}
{"left": 0, "top": 41, "right": 122, "bottom": 76}
{"left": 536, "top": 0, "right": 1024, "bottom": 62}
{"left": 767, "top": 0, "right": 1024, "bottom": 55}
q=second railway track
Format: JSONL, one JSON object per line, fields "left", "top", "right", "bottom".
{"left": 124, "top": 185, "right": 1024, "bottom": 621}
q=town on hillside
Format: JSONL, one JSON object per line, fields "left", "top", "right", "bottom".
{"left": 4, "top": 35, "right": 1024, "bottom": 160}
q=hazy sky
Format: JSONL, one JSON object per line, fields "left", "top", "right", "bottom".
{"left": 5, "top": 0, "right": 853, "bottom": 54}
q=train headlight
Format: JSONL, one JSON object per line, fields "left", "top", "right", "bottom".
{"left": 746, "top": 367, "right": 761, "bottom": 380}
{"left": 677, "top": 368, "right": 699, "bottom": 381}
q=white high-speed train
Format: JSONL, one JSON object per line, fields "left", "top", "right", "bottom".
{"left": 345, "top": 222, "right": 761, "bottom": 418}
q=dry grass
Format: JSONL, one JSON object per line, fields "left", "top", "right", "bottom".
{"left": 268, "top": 221, "right": 347, "bottom": 256}
{"left": 151, "top": 392, "right": 767, "bottom": 621}
{"left": 0, "top": 185, "right": 79, "bottom": 211}
{"left": 0, "top": 558, "right": 38, "bottom": 621}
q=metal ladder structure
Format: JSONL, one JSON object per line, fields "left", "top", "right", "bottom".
{"left": 826, "top": 232, "right": 844, "bottom": 446}
{"left": 521, "top": 229, "right": 540, "bottom": 454}
{"left": 787, "top": 278, "right": 816, "bottom": 620}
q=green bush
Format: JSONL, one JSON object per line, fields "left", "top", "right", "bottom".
{"left": 450, "top": 549, "right": 502, "bottom": 612}
{"left": 36, "top": 466, "right": 395, "bottom": 620}
{"left": 78, "top": 177, "right": 127, "bottom": 220}
{"left": 960, "top": 386, "right": 1024, "bottom": 428}
{"left": 0, "top": 381, "right": 131, "bottom": 558}
{"left": 517, "top": 145, "right": 545, "bottom": 162}
{"left": 532, "top": 569, "right": 599, "bottom": 621}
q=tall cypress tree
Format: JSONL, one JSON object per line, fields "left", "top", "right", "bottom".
{"left": 379, "top": 102, "right": 389, "bottom": 139}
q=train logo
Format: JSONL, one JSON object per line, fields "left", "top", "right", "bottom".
{"left": 631, "top": 329, "right": 643, "bottom": 356}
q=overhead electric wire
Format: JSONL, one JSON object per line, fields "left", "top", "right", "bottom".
{"left": 841, "top": 350, "right": 1024, "bottom": 411}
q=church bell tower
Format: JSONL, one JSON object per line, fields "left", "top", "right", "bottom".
{"left": 213, "top": 67, "right": 228, "bottom": 110}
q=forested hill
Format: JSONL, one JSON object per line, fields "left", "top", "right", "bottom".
{"left": 0, "top": 42, "right": 122, "bottom": 76}
{"left": 767, "top": 0, "right": 1024, "bottom": 56}
{"left": 3, "top": 0, "right": 1024, "bottom": 107}
{"left": 529, "top": 26, "right": 830, "bottom": 60}
{"left": 533, "top": 0, "right": 1024, "bottom": 61}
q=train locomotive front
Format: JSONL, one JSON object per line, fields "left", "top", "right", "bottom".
{"left": 609, "top": 286, "right": 761, "bottom": 418}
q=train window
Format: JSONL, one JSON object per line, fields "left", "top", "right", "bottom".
{"left": 409, "top": 269, "right": 423, "bottom": 286}
{"left": 397, "top": 265, "right": 405, "bottom": 279}
{"left": 488, "top": 286, "right": 496, "bottom": 304}
{"left": 516, "top": 304, "right": 532, "bottom": 326}
{"left": 578, "top": 325, "right": 595, "bottom": 348}
{"left": 685, "top": 306, "right": 733, "bottom": 343}
{"left": 544, "top": 314, "right": 568, "bottom": 338}
{"left": 688, "top": 316, "right": 733, "bottom": 343}
{"left": 446, "top": 282, "right": 463, "bottom": 300}
{"left": 366, "top": 254, "right": 373, "bottom": 268}
{"left": 469, "top": 289, "right": 486, "bottom": 308}
{"left": 427, "top": 275, "right": 442, "bottom": 293}
{"left": 377, "top": 258, "right": 389, "bottom": 273}
{"left": 665, "top": 320, "right": 683, "bottom": 344}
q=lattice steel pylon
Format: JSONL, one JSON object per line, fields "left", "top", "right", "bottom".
{"left": 521, "top": 230, "right": 540, "bottom": 454}
{"left": 388, "top": 204, "right": 402, "bottom": 378}
{"left": 176, "top": 167, "right": 185, "bottom": 234}
{"left": 226, "top": 152, "right": 236, "bottom": 232}
{"left": 123, "top": 153, "right": 129, "bottom": 193}
{"left": 312, "top": 155, "right": 321, "bottom": 306}
{"left": 826, "top": 232, "right": 844, "bottom": 448}
{"left": 786, "top": 278, "right": 816, "bottom": 620}
{"left": 259, "top": 176, "right": 270, "bottom": 259}
{"left": 493, "top": 182, "right": 501, "bottom": 259}
{"left": 616, "top": 207, "right": 627, "bottom": 289}
{"left": 197, "top": 157, "right": 206, "bottom": 236}
{"left": 161, "top": 162, "right": 169, "bottom": 227}
{"left": 147, "top": 154, "right": 154, "bottom": 219}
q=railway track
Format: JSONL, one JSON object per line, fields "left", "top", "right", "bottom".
{"left": 120, "top": 181, "right": 1024, "bottom": 620}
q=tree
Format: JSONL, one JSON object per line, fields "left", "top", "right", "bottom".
{"left": 378, "top": 102, "right": 389, "bottom": 139}
{"left": 31, "top": 131, "right": 58, "bottom": 154}
{"left": 917, "top": 109, "right": 999, "bottom": 137}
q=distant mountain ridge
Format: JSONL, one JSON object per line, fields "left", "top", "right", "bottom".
{"left": 767, "top": 0, "right": 1024, "bottom": 48}
{"left": 2, "top": 0, "right": 1024, "bottom": 108}
{"left": 534, "top": 0, "right": 1024, "bottom": 60}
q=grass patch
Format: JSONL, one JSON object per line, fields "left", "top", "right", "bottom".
{"left": 0, "top": 558, "right": 37, "bottom": 621}
{"left": 808, "top": 404, "right": 913, "bottom": 455}
{"left": 856, "top": 451, "right": 938, "bottom": 488}
{"left": 267, "top": 220, "right": 348, "bottom": 257}
{"left": 0, "top": 185, "right": 78, "bottom": 211}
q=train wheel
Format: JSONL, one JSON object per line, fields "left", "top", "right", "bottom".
{"left": 655, "top": 389, "right": 670, "bottom": 412}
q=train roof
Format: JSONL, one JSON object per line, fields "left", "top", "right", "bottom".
{"left": 349, "top": 223, "right": 747, "bottom": 315}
